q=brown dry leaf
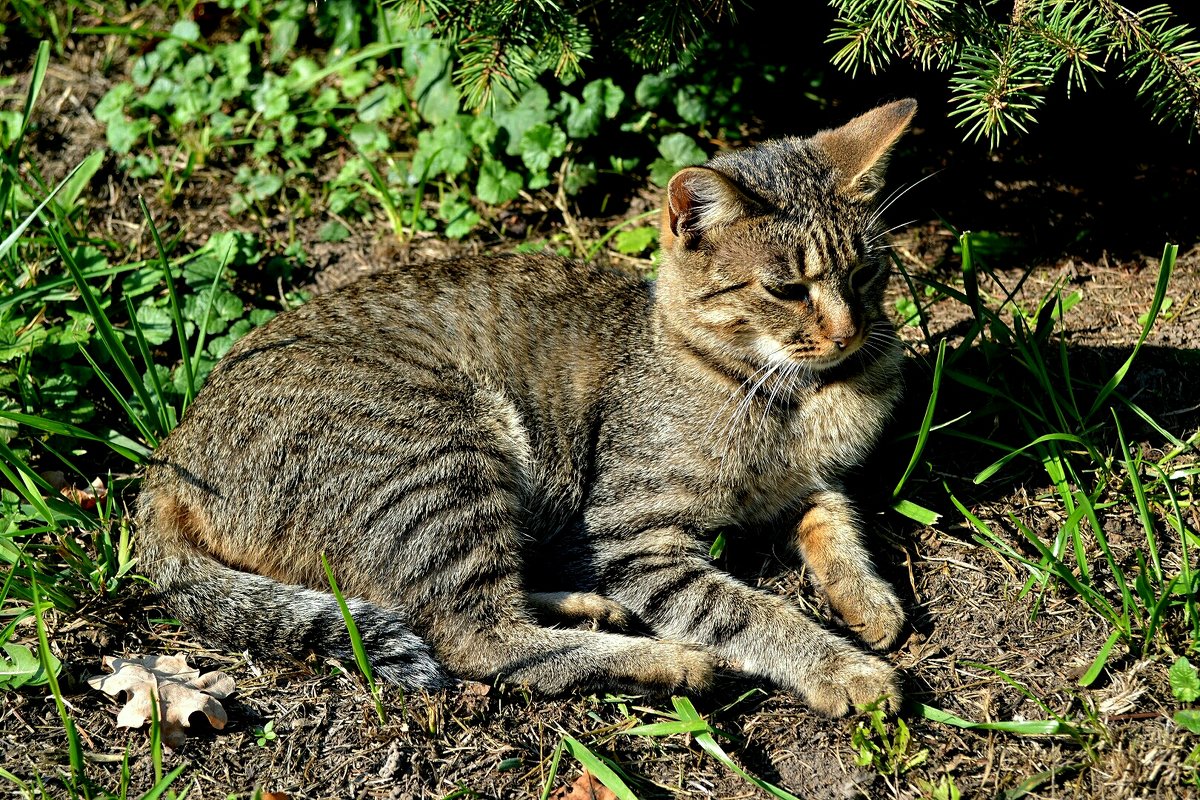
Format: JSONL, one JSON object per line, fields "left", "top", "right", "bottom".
{"left": 40, "top": 471, "right": 108, "bottom": 510}
{"left": 550, "top": 770, "right": 618, "bottom": 800}
{"left": 260, "top": 793, "right": 291, "bottom": 800}
{"left": 87, "top": 654, "right": 235, "bottom": 749}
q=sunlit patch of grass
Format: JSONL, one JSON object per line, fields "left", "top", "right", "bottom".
{"left": 892, "top": 231, "right": 1196, "bottom": 662}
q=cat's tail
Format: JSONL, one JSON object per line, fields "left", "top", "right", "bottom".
{"left": 135, "top": 532, "right": 450, "bottom": 692}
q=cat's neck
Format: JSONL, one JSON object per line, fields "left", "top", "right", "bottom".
{"left": 649, "top": 302, "right": 822, "bottom": 405}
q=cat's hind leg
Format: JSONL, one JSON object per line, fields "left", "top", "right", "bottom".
{"left": 528, "top": 591, "right": 632, "bottom": 629}
{"left": 355, "top": 383, "right": 711, "bottom": 695}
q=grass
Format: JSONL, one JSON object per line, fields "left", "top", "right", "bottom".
{"left": 2, "top": 3, "right": 1199, "bottom": 798}
{"left": 900, "top": 234, "right": 1198, "bottom": 663}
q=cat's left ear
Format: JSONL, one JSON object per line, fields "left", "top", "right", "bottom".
{"left": 661, "top": 167, "right": 757, "bottom": 251}
{"left": 812, "top": 99, "right": 917, "bottom": 200}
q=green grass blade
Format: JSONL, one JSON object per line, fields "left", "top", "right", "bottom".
{"left": 623, "top": 718, "right": 711, "bottom": 737}
{"left": 137, "top": 196, "right": 196, "bottom": 408}
{"left": 1086, "top": 243, "right": 1176, "bottom": 420}
{"left": 140, "top": 763, "right": 188, "bottom": 800}
{"left": 1149, "top": 462, "right": 1198, "bottom": 637}
{"left": 0, "top": 767, "right": 30, "bottom": 794}
{"left": 1078, "top": 628, "right": 1122, "bottom": 687}
{"left": 31, "top": 576, "right": 84, "bottom": 786}
{"left": 0, "top": 438, "right": 89, "bottom": 527}
{"left": 0, "top": 155, "right": 96, "bottom": 263}
{"left": 321, "top": 553, "right": 387, "bottom": 723}
{"left": 917, "top": 703, "right": 1076, "bottom": 735}
{"left": 78, "top": 346, "right": 159, "bottom": 447}
{"left": 671, "top": 697, "right": 802, "bottom": 800}
{"left": 1142, "top": 574, "right": 1179, "bottom": 653}
{"left": 1008, "top": 512, "right": 1118, "bottom": 622}
{"left": 538, "top": 739, "right": 566, "bottom": 800}
{"left": 944, "top": 369, "right": 1044, "bottom": 421}
{"left": 960, "top": 231, "right": 982, "bottom": 323}
{"left": 1114, "top": 393, "right": 1186, "bottom": 449}
{"left": 1055, "top": 328, "right": 1082, "bottom": 425}
{"left": 1112, "top": 411, "right": 1163, "bottom": 585}
{"left": 149, "top": 678, "right": 164, "bottom": 783}
{"left": 0, "top": 256, "right": 154, "bottom": 314}
{"left": 190, "top": 238, "right": 235, "bottom": 368}
{"left": 1072, "top": 488, "right": 1133, "bottom": 629}
{"left": 560, "top": 736, "right": 639, "bottom": 800}
{"left": 891, "top": 498, "right": 940, "bottom": 525}
{"left": 53, "top": 229, "right": 162, "bottom": 445}
{"left": 0, "top": 410, "right": 150, "bottom": 464}
{"left": 974, "top": 433, "right": 1098, "bottom": 484}
{"left": 14, "top": 41, "right": 49, "bottom": 161}
{"left": 51, "top": 149, "right": 104, "bottom": 217}
{"left": 894, "top": 338, "right": 946, "bottom": 498}
{"left": 124, "top": 295, "right": 174, "bottom": 436}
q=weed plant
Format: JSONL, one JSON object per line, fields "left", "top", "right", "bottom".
{"left": 92, "top": 3, "right": 786, "bottom": 241}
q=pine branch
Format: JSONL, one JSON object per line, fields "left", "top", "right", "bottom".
{"left": 828, "top": 0, "right": 1200, "bottom": 144}
{"left": 949, "top": 31, "right": 1055, "bottom": 147}
{"left": 1097, "top": 2, "right": 1200, "bottom": 134}
{"left": 1019, "top": 2, "right": 1108, "bottom": 96}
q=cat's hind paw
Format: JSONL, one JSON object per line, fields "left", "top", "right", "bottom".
{"left": 631, "top": 642, "right": 716, "bottom": 692}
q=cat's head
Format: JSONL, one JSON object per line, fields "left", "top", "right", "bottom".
{"left": 657, "top": 99, "right": 917, "bottom": 375}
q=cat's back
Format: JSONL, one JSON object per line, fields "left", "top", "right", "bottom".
{"left": 146, "top": 251, "right": 650, "bottom": 489}
{"left": 217, "top": 251, "right": 647, "bottom": 374}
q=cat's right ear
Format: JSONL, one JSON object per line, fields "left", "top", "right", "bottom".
{"left": 661, "top": 167, "right": 755, "bottom": 251}
{"left": 812, "top": 98, "right": 918, "bottom": 200}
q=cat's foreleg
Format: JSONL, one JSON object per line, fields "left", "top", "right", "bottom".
{"left": 792, "top": 490, "right": 905, "bottom": 650}
{"left": 599, "top": 531, "right": 900, "bottom": 716}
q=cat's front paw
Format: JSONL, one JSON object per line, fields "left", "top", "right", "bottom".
{"left": 801, "top": 650, "right": 900, "bottom": 717}
{"left": 827, "top": 577, "right": 905, "bottom": 651}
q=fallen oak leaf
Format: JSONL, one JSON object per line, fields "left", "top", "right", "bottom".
{"left": 40, "top": 471, "right": 108, "bottom": 510}
{"left": 550, "top": 769, "right": 618, "bottom": 800}
{"left": 88, "top": 654, "right": 235, "bottom": 749}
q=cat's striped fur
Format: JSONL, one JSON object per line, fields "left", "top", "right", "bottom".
{"left": 137, "top": 99, "right": 917, "bottom": 715}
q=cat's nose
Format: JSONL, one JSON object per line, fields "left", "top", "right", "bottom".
{"left": 830, "top": 329, "right": 857, "bottom": 350}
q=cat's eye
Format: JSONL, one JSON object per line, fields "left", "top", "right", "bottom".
{"left": 764, "top": 282, "right": 811, "bottom": 303}
{"left": 850, "top": 265, "right": 879, "bottom": 291}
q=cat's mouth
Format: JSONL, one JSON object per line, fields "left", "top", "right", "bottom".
{"left": 801, "top": 345, "right": 860, "bottom": 371}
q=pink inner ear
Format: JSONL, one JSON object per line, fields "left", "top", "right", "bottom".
{"left": 668, "top": 171, "right": 698, "bottom": 236}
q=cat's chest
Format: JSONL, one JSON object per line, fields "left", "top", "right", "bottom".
{"left": 707, "top": 376, "right": 896, "bottom": 525}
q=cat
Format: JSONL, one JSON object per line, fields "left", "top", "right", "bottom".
{"left": 136, "top": 99, "right": 917, "bottom": 716}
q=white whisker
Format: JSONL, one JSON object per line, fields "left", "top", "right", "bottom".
{"left": 866, "top": 169, "right": 943, "bottom": 229}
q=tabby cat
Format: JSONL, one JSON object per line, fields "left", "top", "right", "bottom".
{"left": 137, "top": 99, "right": 917, "bottom": 716}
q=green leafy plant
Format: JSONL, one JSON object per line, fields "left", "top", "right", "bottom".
{"left": 254, "top": 719, "right": 278, "bottom": 747}
{"left": 92, "top": 5, "right": 789, "bottom": 244}
{"left": 0, "top": 641, "right": 61, "bottom": 689}
{"left": 852, "top": 697, "right": 928, "bottom": 780}
{"left": 390, "top": 0, "right": 742, "bottom": 109}
{"left": 1172, "top": 657, "right": 1200, "bottom": 733}
{"left": 916, "top": 773, "right": 962, "bottom": 800}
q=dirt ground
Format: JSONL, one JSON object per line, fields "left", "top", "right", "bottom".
{"left": 3, "top": 29, "right": 1200, "bottom": 800}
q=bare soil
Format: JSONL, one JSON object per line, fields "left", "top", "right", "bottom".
{"left": 2, "top": 28, "right": 1199, "bottom": 800}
